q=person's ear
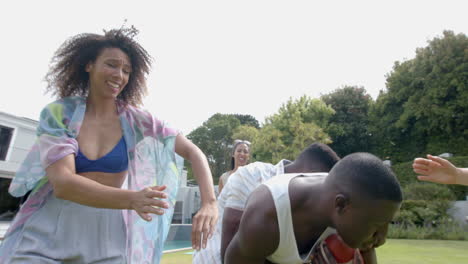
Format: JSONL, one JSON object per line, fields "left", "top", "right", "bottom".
{"left": 335, "top": 193, "right": 350, "bottom": 214}
{"left": 85, "top": 62, "right": 94, "bottom": 72}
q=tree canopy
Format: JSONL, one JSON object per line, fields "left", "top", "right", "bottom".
{"left": 321, "top": 86, "right": 373, "bottom": 157}
{"left": 187, "top": 113, "right": 259, "bottom": 182}
{"left": 369, "top": 30, "right": 468, "bottom": 161}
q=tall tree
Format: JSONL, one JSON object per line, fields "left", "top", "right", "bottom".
{"left": 369, "top": 30, "right": 468, "bottom": 161}
{"left": 321, "top": 86, "right": 373, "bottom": 157}
{"left": 232, "top": 114, "right": 260, "bottom": 129}
{"left": 187, "top": 113, "right": 259, "bottom": 183}
{"left": 254, "top": 95, "right": 334, "bottom": 163}
{"left": 231, "top": 125, "right": 259, "bottom": 144}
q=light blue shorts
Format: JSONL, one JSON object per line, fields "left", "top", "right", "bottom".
{"left": 0, "top": 193, "right": 127, "bottom": 263}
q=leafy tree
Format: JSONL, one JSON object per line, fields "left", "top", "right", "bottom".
{"left": 254, "top": 95, "right": 334, "bottom": 163}
{"left": 368, "top": 89, "right": 414, "bottom": 162}
{"left": 232, "top": 114, "right": 260, "bottom": 129}
{"left": 253, "top": 125, "right": 287, "bottom": 163}
{"left": 187, "top": 113, "right": 259, "bottom": 183}
{"left": 231, "top": 125, "right": 259, "bottom": 143}
{"left": 321, "top": 86, "right": 373, "bottom": 157}
{"left": 369, "top": 30, "right": 468, "bottom": 161}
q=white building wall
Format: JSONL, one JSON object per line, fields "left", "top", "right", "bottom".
{"left": 0, "top": 112, "right": 38, "bottom": 179}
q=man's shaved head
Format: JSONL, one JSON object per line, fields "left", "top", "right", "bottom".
{"left": 326, "top": 152, "right": 402, "bottom": 202}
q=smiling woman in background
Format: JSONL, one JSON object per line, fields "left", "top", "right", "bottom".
{"left": 0, "top": 26, "right": 217, "bottom": 264}
{"left": 218, "top": 140, "right": 251, "bottom": 194}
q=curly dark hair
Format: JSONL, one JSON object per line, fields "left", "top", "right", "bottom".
{"left": 45, "top": 26, "right": 152, "bottom": 106}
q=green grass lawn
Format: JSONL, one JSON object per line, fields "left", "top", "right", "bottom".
{"left": 377, "top": 239, "right": 468, "bottom": 264}
{"left": 161, "top": 239, "right": 468, "bottom": 264}
{"left": 161, "top": 249, "right": 193, "bottom": 264}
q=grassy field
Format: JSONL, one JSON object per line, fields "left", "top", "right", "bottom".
{"left": 161, "top": 249, "right": 193, "bottom": 264}
{"left": 377, "top": 239, "right": 468, "bottom": 264}
{"left": 161, "top": 239, "right": 468, "bottom": 264}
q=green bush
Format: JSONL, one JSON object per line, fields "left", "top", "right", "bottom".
{"left": 395, "top": 199, "right": 453, "bottom": 227}
{"left": 384, "top": 156, "right": 468, "bottom": 240}
{"left": 388, "top": 221, "right": 468, "bottom": 240}
{"left": 403, "top": 182, "right": 455, "bottom": 201}
{"left": 392, "top": 183, "right": 458, "bottom": 231}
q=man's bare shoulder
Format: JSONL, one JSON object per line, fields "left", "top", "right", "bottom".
{"left": 236, "top": 185, "right": 280, "bottom": 257}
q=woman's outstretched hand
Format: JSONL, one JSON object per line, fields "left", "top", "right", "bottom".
{"left": 130, "top": 185, "right": 169, "bottom": 221}
{"left": 412, "top": 154, "right": 459, "bottom": 185}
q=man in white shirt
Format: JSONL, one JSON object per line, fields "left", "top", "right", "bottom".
{"left": 225, "top": 153, "right": 402, "bottom": 264}
{"left": 193, "top": 143, "right": 340, "bottom": 264}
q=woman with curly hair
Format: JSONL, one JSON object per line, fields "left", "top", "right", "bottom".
{"left": 0, "top": 27, "right": 218, "bottom": 263}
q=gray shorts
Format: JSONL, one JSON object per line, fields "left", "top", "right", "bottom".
{"left": 1, "top": 193, "right": 127, "bottom": 264}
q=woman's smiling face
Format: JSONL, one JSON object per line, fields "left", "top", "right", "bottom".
{"left": 86, "top": 47, "right": 132, "bottom": 99}
{"left": 233, "top": 143, "right": 250, "bottom": 167}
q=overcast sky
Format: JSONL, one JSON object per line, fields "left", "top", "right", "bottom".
{"left": 1, "top": 0, "right": 466, "bottom": 134}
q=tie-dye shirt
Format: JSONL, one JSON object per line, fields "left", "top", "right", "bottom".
{"left": 2, "top": 96, "right": 183, "bottom": 264}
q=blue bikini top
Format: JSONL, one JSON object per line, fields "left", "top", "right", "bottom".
{"left": 75, "top": 137, "right": 128, "bottom": 173}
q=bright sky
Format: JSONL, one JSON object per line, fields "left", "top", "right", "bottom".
{"left": 1, "top": 0, "right": 466, "bottom": 134}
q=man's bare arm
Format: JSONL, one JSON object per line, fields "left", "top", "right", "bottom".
{"left": 221, "top": 207, "right": 243, "bottom": 262}
{"left": 360, "top": 248, "right": 377, "bottom": 264}
{"left": 224, "top": 185, "right": 278, "bottom": 264}
{"left": 225, "top": 233, "right": 270, "bottom": 264}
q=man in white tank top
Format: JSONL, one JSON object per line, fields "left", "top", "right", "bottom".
{"left": 225, "top": 153, "right": 403, "bottom": 264}
{"left": 193, "top": 143, "right": 342, "bottom": 264}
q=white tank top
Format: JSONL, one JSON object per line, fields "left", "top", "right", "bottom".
{"left": 263, "top": 173, "right": 336, "bottom": 264}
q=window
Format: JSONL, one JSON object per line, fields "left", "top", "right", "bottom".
{"left": 0, "top": 125, "right": 14, "bottom": 161}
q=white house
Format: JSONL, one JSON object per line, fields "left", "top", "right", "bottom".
{"left": 0, "top": 111, "right": 38, "bottom": 221}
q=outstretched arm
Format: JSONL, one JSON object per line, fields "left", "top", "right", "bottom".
{"left": 413, "top": 154, "right": 468, "bottom": 186}
{"left": 175, "top": 134, "right": 218, "bottom": 250}
{"left": 225, "top": 185, "right": 278, "bottom": 264}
